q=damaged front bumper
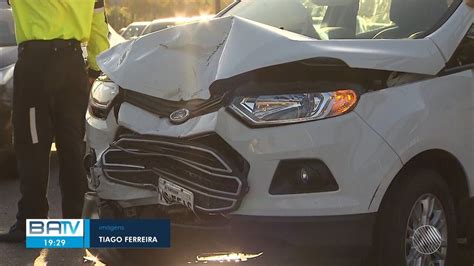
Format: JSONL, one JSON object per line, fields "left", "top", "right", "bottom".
{"left": 84, "top": 100, "right": 396, "bottom": 255}
{"left": 82, "top": 191, "right": 376, "bottom": 256}
{"left": 86, "top": 100, "right": 401, "bottom": 217}
{"left": 88, "top": 131, "right": 249, "bottom": 214}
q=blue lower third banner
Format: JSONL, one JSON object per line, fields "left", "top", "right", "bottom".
{"left": 26, "top": 219, "right": 171, "bottom": 249}
{"left": 88, "top": 219, "right": 170, "bottom": 248}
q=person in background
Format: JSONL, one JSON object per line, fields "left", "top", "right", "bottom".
{"left": 0, "top": 0, "right": 109, "bottom": 242}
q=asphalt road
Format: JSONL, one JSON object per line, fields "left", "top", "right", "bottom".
{"left": 0, "top": 152, "right": 472, "bottom": 265}
{"left": 0, "top": 152, "right": 99, "bottom": 266}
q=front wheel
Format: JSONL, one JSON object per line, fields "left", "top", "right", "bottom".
{"left": 375, "top": 169, "right": 457, "bottom": 266}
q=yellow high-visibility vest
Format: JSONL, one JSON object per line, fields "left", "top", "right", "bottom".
{"left": 10, "top": 0, "right": 110, "bottom": 72}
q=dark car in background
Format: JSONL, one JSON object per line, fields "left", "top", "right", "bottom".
{"left": 0, "top": 7, "right": 17, "bottom": 179}
{"left": 121, "top": 21, "right": 150, "bottom": 39}
{"left": 139, "top": 18, "right": 178, "bottom": 35}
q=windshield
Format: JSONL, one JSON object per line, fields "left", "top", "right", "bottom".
{"left": 0, "top": 9, "right": 16, "bottom": 46}
{"left": 224, "top": 0, "right": 458, "bottom": 40}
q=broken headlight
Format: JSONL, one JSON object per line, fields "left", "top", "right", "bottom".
{"left": 229, "top": 90, "right": 358, "bottom": 126}
{"left": 89, "top": 76, "right": 120, "bottom": 119}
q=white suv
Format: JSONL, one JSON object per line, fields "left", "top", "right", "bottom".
{"left": 85, "top": 0, "right": 474, "bottom": 264}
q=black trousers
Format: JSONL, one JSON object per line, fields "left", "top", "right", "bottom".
{"left": 13, "top": 40, "right": 89, "bottom": 223}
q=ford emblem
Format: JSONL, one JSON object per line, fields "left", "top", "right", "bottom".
{"left": 169, "top": 108, "right": 191, "bottom": 124}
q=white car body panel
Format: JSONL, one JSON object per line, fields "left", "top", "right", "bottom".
{"left": 97, "top": 16, "right": 445, "bottom": 101}
{"left": 356, "top": 70, "right": 474, "bottom": 210}
{"left": 214, "top": 111, "right": 402, "bottom": 216}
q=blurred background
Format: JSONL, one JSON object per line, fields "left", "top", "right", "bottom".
{"left": 105, "top": 0, "right": 233, "bottom": 30}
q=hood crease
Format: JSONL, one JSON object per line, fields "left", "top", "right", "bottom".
{"left": 97, "top": 16, "right": 445, "bottom": 101}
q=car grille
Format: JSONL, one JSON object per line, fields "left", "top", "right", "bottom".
{"left": 122, "top": 89, "right": 226, "bottom": 122}
{"left": 99, "top": 132, "right": 249, "bottom": 213}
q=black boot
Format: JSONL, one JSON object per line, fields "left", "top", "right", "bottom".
{"left": 0, "top": 222, "right": 26, "bottom": 243}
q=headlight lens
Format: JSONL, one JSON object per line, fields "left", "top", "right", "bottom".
{"left": 229, "top": 90, "right": 358, "bottom": 126}
{"left": 90, "top": 78, "right": 119, "bottom": 109}
{"left": 89, "top": 76, "right": 120, "bottom": 120}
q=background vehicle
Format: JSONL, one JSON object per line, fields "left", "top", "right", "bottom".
{"left": 86, "top": 0, "right": 473, "bottom": 264}
{"left": 121, "top": 21, "right": 150, "bottom": 39}
{"left": 0, "top": 7, "right": 17, "bottom": 179}
{"left": 140, "top": 18, "right": 181, "bottom": 35}
{"left": 140, "top": 16, "right": 214, "bottom": 36}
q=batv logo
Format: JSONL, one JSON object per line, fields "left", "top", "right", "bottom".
{"left": 27, "top": 219, "right": 84, "bottom": 237}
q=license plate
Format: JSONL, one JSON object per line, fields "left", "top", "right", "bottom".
{"left": 159, "top": 178, "right": 194, "bottom": 211}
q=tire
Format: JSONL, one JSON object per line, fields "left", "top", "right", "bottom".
{"left": 375, "top": 169, "right": 457, "bottom": 266}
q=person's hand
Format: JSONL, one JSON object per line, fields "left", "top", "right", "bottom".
{"left": 466, "top": 0, "right": 474, "bottom": 7}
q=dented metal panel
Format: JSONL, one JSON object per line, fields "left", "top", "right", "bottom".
{"left": 97, "top": 16, "right": 446, "bottom": 101}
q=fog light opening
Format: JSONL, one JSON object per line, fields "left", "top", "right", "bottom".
{"left": 270, "top": 159, "right": 339, "bottom": 195}
{"left": 299, "top": 168, "right": 310, "bottom": 184}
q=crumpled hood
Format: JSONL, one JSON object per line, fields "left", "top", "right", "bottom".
{"left": 0, "top": 46, "right": 17, "bottom": 68}
{"left": 97, "top": 16, "right": 445, "bottom": 101}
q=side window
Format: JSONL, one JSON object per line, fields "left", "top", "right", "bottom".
{"left": 357, "top": 0, "right": 393, "bottom": 34}
{"left": 446, "top": 24, "right": 474, "bottom": 69}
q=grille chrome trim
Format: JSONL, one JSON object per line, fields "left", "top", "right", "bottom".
{"left": 102, "top": 169, "right": 238, "bottom": 212}
{"left": 101, "top": 169, "right": 159, "bottom": 191}
{"left": 154, "top": 173, "right": 238, "bottom": 212}
{"left": 103, "top": 161, "right": 146, "bottom": 170}
{"left": 122, "top": 89, "right": 226, "bottom": 122}
{"left": 108, "top": 138, "right": 233, "bottom": 173}
{"left": 99, "top": 134, "right": 248, "bottom": 213}
{"left": 152, "top": 166, "right": 242, "bottom": 197}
